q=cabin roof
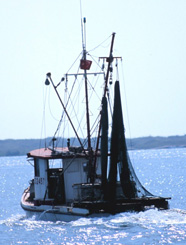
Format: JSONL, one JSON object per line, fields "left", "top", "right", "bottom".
{"left": 27, "top": 147, "right": 101, "bottom": 159}
{"left": 27, "top": 147, "right": 69, "bottom": 159}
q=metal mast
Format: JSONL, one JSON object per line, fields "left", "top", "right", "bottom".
{"left": 96, "top": 33, "right": 116, "bottom": 144}
{"left": 93, "top": 33, "right": 116, "bottom": 180}
{"left": 81, "top": 17, "right": 94, "bottom": 182}
{"left": 82, "top": 18, "right": 91, "bottom": 151}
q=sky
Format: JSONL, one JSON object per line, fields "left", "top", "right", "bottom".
{"left": 0, "top": 0, "right": 186, "bottom": 140}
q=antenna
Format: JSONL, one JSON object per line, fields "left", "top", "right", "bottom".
{"left": 80, "top": 0, "right": 86, "bottom": 51}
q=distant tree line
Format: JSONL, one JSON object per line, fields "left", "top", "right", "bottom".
{"left": 0, "top": 135, "right": 186, "bottom": 157}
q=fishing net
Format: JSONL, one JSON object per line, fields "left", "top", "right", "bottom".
{"left": 108, "top": 81, "right": 154, "bottom": 199}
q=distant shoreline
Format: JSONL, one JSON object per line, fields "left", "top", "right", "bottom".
{"left": 126, "top": 135, "right": 186, "bottom": 150}
{"left": 0, "top": 135, "right": 186, "bottom": 157}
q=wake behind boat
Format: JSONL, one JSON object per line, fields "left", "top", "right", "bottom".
{"left": 21, "top": 20, "right": 170, "bottom": 221}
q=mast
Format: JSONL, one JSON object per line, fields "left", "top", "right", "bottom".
{"left": 103, "top": 32, "right": 116, "bottom": 97}
{"left": 81, "top": 17, "right": 93, "bottom": 182}
{"left": 93, "top": 33, "right": 116, "bottom": 180}
{"left": 82, "top": 18, "right": 91, "bottom": 151}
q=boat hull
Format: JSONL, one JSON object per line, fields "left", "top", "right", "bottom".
{"left": 23, "top": 209, "right": 89, "bottom": 222}
{"left": 21, "top": 188, "right": 170, "bottom": 222}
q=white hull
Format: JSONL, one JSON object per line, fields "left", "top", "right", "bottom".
{"left": 22, "top": 209, "right": 110, "bottom": 222}
{"left": 21, "top": 191, "right": 110, "bottom": 222}
{"left": 23, "top": 210, "right": 87, "bottom": 222}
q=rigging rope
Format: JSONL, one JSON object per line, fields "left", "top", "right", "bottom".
{"left": 40, "top": 84, "right": 50, "bottom": 149}
{"left": 52, "top": 66, "right": 82, "bottom": 145}
{"left": 88, "top": 35, "right": 112, "bottom": 53}
{"left": 120, "top": 59, "right": 133, "bottom": 150}
{"left": 48, "top": 87, "right": 60, "bottom": 122}
{"left": 66, "top": 52, "right": 82, "bottom": 74}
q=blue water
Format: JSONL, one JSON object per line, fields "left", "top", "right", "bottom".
{"left": 0, "top": 148, "right": 186, "bottom": 244}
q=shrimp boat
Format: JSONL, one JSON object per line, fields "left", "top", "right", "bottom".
{"left": 21, "top": 20, "right": 170, "bottom": 221}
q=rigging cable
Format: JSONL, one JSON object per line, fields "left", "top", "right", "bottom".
{"left": 40, "top": 83, "right": 50, "bottom": 149}
{"left": 52, "top": 65, "right": 82, "bottom": 144}
{"left": 88, "top": 35, "right": 112, "bottom": 53}
{"left": 87, "top": 53, "right": 103, "bottom": 70}
{"left": 120, "top": 58, "right": 134, "bottom": 151}
{"left": 54, "top": 73, "right": 86, "bottom": 147}
{"left": 48, "top": 85, "right": 60, "bottom": 122}
{"left": 68, "top": 76, "right": 85, "bottom": 140}
{"left": 66, "top": 52, "right": 82, "bottom": 74}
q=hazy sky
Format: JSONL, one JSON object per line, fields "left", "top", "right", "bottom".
{"left": 1, "top": 0, "right": 186, "bottom": 140}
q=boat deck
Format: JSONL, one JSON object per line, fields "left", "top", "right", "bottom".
{"left": 21, "top": 186, "right": 170, "bottom": 215}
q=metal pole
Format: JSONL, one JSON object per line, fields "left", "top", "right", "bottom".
{"left": 46, "top": 73, "right": 86, "bottom": 155}
{"left": 93, "top": 33, "right": 116, "bottom": 179}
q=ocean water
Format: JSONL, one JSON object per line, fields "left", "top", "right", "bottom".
{"left": 0, "top": 148, "right": 186, "bottom": 244}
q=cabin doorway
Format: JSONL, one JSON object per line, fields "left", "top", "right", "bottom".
{"left": 47, "top": 159, "right": 65, "bottom": 204}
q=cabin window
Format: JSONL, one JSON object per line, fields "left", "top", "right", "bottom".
{"left": 48, "top": 159, "right": 63, "bottom": 169}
